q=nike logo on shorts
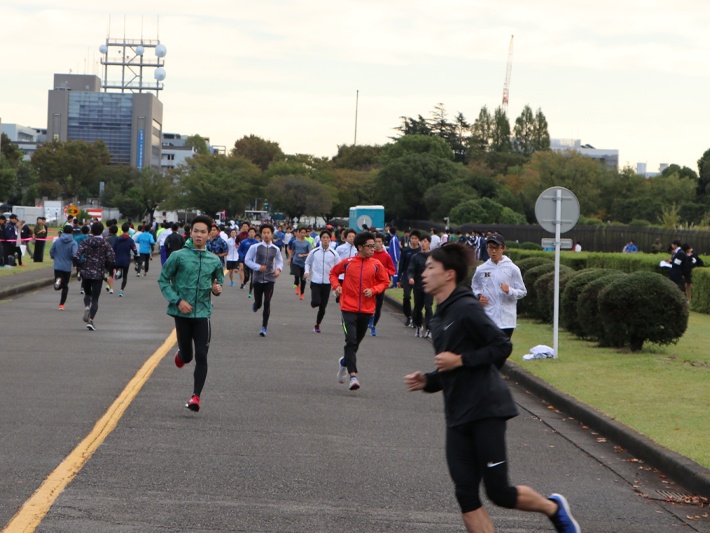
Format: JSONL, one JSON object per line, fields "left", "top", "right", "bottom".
{"left": 487, "top": 461, "right": 506, "bottom": 468}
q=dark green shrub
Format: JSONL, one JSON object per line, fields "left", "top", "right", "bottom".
{"left": 533, "top": 266, "right": 575, "bottom": 323}
{"left": 561, "top": 269, "right": 608, "bottom": 335}
{"left": 516, "top": 256, "right": 553, "bottom": 276}
{"left": 690, "top": 267, "right": 710, "bottom": 314}
{"left": 519, "top": 241, "right": 543, "bottom": 250}
{"left": 576, "top": 273, "right": 627, "bottom": 342}
{"left": 520, "top": 263, "right": 556, "bottom": 317}
{"left": 598, "top": 272, "right": 688, "bottom": 352}
{"left": 628, "top": 219, "right": 651, "bottom": 227}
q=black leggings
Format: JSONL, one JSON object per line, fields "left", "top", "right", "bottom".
{"left": 116, "top": 265, "right": 130, "bottom": 290}
{"left": 401, "top": 282, "right": 413, "bottom": 319}
{"left": 292, "top": 264, "right": 306, "bottom": 294}
{"left": 139, "top": 253, "right": 150, "bottom": 274}
{"left": 446, "top": 418, "right": 518, "bottom": 513}
{"left": 54, "top": 269, "right": 71, "bottom": 305}
{"left": 341, "top": 311, "right": 371, "bottom": 374}
{"left": 310, "top": 282, "right": 331, "bottom": 325}
{"left": 81, "top": 278, "right": 103, "bottom": 320}
{"left": 412, "top": 287, "right": 433, "bottom": 329}
{"left": 174, "top": 316, "right": 211, "bottom": 397}
{"left": 253, "top": 282, "right": 275, "bottom": 327}
{"left": 372, "top": 291, "right": 385, "bottom": 326}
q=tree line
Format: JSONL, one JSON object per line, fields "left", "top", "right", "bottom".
{"left": 2, "top": 102, "right": 710, "bottom": 230}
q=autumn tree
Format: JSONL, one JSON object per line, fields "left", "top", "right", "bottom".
{"left": 31, "top": 140, "right": 111, "bottom": 200}
{"left": 374, "top": 135, "right": 459, "bottom": 220}
{"left": 268, "top": 175, "right": 333, "bottom": 219}
{"left": 168, "top": 153, "right": 262, "bottom": 218}
{"left": 232, "top": 135, "right": 284, "bottom": 171}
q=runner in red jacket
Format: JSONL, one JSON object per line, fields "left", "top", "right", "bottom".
{"left": 329, "top": 231, "right": 390, "bottom": 391}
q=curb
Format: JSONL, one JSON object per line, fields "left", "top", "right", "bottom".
{"left": 383, "top": 293, "right": 710, "bottom": 498}
{"left": 0, "top": 276, "right": 54, "bottom": 300}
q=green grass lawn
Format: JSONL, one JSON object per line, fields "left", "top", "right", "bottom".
{"left": 0, "top": 243, "right": 53, "bottom": 276}
{"left": 388, "top": 287, "right": 710, "bottom": 469}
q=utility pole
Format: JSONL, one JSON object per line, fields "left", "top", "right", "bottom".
{"left": 354, "top": 90, "right": 359, "bottom": 145}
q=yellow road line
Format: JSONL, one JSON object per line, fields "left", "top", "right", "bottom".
{"left": 2, "top": 330, "right": 177, "bottom": 533}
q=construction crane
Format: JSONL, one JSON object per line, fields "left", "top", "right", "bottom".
{"left": 501, "top": 35, "right": 514, "bottom": 113}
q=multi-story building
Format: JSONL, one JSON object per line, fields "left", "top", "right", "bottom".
{"left": 46, "top": 73, "right": 163, "bottom": 169}
{"left": 0, "top": 122, "right": 46, "bottom": 161}
{"left": 551, "top": 138, "right": 619, "bottom": 171}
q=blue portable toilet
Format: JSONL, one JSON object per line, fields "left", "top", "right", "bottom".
{"left": 349, "top": 205, "right": 385, "bottom": 232}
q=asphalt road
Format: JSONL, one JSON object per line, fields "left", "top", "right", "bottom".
{"left": 1, "top": 264, "right": 708, "bottom": 532}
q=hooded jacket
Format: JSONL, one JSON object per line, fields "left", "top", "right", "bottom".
{"left": 112, "top": 234, "right": 138, "bottom": 268}
{"left": 50, "top": 233, "right": 78, "bottom": 272}
{"left": 74, "top": 236, "right": 115, "bottom": 280}
{"left": 423, "top": 286, "right": 518, "bottom": 428}
{"left": 158, "top": 240, "right": 224, "bottom": 319}
{"left": 471, "top": 255, "right": 527, "bottom": 329}
{"left": 329, "top": 255, "right": 390, "bottom": 314}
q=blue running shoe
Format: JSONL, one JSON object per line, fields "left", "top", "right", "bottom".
{"left": 252, "top": 303, "right": 257, "bottom": 313}
{"left": 259, "top": 327, "right": 267, "bottom": 337}
{"left": 548, "top": 494, "right": 580, "bottom": 533}
{"left": 371, "top": 326, "right": 377, "bottom": 336}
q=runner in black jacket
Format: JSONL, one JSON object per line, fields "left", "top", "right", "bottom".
{"left": 405, "top": 244, "right": 580, "bottom": 533}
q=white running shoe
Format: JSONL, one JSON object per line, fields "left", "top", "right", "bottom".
{"left": 415, "top": 326, "right": 421, "bottom": 338}
{"left": 337, "top": 358, "right": 348, "bottom": 384}
{"left": 349, "top": 376, "right": 360, "bottom": 391}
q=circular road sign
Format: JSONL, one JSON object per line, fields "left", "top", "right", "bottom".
{"left": 66, "top": 205, "right": 79, "bottom": 217}
{"left": 534, "top": 187, "right": 580, "bottom": 234}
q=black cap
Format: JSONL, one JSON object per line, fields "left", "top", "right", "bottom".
{"left": 486, "top": 233, "right": 505, "bottom": 246}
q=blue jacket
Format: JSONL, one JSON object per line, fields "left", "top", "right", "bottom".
{"left": 112, "top": 234, "right": 138, "bottom": 268}
{"left": 50, "top": 233, "right": 78, "bottom": 272}
{"left": 135, "top": 232, "right": 156, "bottom": 254}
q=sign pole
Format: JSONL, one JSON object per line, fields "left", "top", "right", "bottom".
{"left": 553, "top": 188, "right": 562, "bottom": 358}
{"left": 535, "top": 186, "right": 579, "bottom": 360}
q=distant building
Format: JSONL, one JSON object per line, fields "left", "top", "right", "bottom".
{"left": 0, "top": 122, "right": 46, "bottom": 161}
{"left": 46, "top": 73, "right": 163, "bottom": 169}
{"left": 161, "top": 132, "right": 223, "bottom": 170}
{"left": 551, "top": 138, "right": 619, "bottom": 171}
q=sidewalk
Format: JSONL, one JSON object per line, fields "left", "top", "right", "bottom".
{"left": 3, "top": 265, "right": 710, "bottom": 499}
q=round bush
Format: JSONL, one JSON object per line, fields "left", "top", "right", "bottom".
{"left": 520, "top": 263, "right": 556, "bottom": 317}
{"left": 516, "top": 257, "right": 553, "bottom": 276}
{"left": 561, "top": 269, "right": 608, "bottom": 335}
{"left": 533, "top": 266, "right": 575, "bottom": 323}
{"left": 576, "top": 273, "right": 627, "bottom": 342}
{"left": 598, "top": 272, "right": 688, "bottom": 352}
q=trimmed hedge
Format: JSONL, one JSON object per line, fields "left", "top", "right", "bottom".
{"left": 599, "top": 272, "right": 688, "bottom": 351}
{"left": 576, "top": 273, "right": 627, "bottom": 342}
{"left": 561, "top": 269, "right": 609, "bottom": 336}
{"left": 689, "top": 267, "right": 710, "bottom": 314}
{"left": 516, "top": 256, "right": 554, "bottom": 275}
{"left": 520, "top": 263, "right": 556, "bottom": 318}
{"left": 506, "top": 249, "right": 665, "bottom": 275}
{"left": 533, "top": 266, "right": 574, "bottom": 323}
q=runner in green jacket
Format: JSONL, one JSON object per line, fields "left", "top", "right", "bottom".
{"left": 158, "top": 215, "right": 224, "bottom": 412}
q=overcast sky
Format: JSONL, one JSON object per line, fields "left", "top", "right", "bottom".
{"left": 2, "top": 1, "right": 709, "bottom": 173}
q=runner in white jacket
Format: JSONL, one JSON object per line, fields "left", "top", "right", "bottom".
{"left": 470, "top": 233, "right": 526, "bottom": 337}
{"left": 304, "top": 230, "right": 340, "bottom": 333}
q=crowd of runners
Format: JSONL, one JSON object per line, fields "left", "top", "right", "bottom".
{"left": 42, "top": 213, "right": 580, "bottom": 533}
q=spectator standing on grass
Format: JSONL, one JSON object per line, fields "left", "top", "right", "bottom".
{"left": 405, "top": 243, "right": 580, "bottom": 533}
{"left": 669, "top": 239, "right": 687, "bottom": 292}
{"left": 471, "top": 233, "right": 527, "bottom": 339}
